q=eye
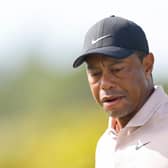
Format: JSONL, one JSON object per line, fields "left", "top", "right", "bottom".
{"left": 90, "top": 71, "right": 101, "bottom": 77}
{"left": 87, "top": 68, "right": 102, "bottom": 77}
{"left": 110, "top": 67, "right": 124, "bottom": 73}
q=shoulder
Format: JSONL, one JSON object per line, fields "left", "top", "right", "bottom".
{"left": 95, "top": 129, "right": 116, "bottom": 168}
{"left": 96, "top": 128, "right": 116, "bottom": 155}
{"left": 96, "top": 129, "right": 111, "bottom": 146}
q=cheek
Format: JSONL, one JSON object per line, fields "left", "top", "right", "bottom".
{"left": 125, "top": 73, "right": 147, "bottom": 103}
{"left": 89, "top": 83, "right": 100, "bottom": 104}
{"left": 87, "top": 73, "right": 101, "bottom": 104}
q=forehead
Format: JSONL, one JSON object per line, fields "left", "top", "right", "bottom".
{"left": 85, "top": 54, "right": 126, "bottom": 66}
{"left": 85, "top": 53, "right": 142, "bottom": 69}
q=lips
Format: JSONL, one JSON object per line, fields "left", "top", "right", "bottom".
{"left": 100, "top": 95, "right": 124, "bottom": 109}
{"left": 101, "top": 96, "right": 123, "bottom": 102}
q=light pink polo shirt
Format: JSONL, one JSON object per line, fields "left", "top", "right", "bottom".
{"left": 96, "top": 86, "right": 168, "bottom": 168}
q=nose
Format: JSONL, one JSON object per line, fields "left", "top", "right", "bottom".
{"left": 100, "top": 73, "right": 117, "bottom": 90}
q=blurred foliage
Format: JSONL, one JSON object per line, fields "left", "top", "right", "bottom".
{"left": 0, "top": 59, "right": 108, "bottom": 168}
{"left": 0, "top": 60, "right": 93, "bottom": 115}
{"left": 0, "top": 58, "right": 168, "bottom": 168}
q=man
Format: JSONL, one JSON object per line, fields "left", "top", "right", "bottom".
{"left": 73, "top": 15, "right": 168, "bottom": 168}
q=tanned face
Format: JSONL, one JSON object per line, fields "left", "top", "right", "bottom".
{"left": 86, "top": 53, "right": 154, "bottom": 122}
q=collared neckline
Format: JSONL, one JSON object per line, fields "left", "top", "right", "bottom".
{"left": 126, "top": 86, "right": 167, "bottom": 127}
{"left": 108, "top": 86, "right": 168, "bottom": 132}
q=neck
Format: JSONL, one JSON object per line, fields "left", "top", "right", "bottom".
{"left": 112, "top": 86, "right": 155, "bottom": 133}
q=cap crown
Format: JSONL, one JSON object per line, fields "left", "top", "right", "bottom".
{"left": 83, "top": 16, "right": 149, "bottom": 53}
{"left": 73, "top": 16, "right": 149, "bottom": 68}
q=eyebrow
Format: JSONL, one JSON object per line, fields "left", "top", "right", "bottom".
{"left": 86, "top": 59, "right": 124, "bottom": 70}
{"left": 86, "top": 65, "right": 99, "bottom": 70}
{"left": 106, "top": 60, "right": 124, "bottom": 66}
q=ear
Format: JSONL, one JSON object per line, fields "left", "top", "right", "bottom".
{"left": 142, "top": 53, "right": 154, "bottom": 78}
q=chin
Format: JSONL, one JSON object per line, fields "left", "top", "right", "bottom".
{"left": 105, "top": 108, "right": 132, "bottom": 118}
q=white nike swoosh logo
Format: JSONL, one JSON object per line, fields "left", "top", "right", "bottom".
{"left": 135, "top": 141, "right": 150, "bottom": 150}
{"left": 91, "top": 34, "right": 111, "bottom": 45}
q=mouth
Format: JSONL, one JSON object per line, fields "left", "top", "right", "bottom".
{"left": 101, "top": 96, "right": 124, "bottom": 109}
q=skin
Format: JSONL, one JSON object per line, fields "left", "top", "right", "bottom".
{"left": 85, "top": 52, "right": 154, "bottom": 132}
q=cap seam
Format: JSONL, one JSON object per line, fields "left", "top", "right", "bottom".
{"left": 97, "top": 18, "right": 105, "bottom": 48}
{"left": 85, "top": 45, "right": 135, "bottom": 52}
{"left": 100, "top": 18, "right": 106, "bottom": 47}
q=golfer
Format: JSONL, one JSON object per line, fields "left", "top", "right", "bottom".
{"left": 73, "top": 15, "right": 168, "bottom": 168}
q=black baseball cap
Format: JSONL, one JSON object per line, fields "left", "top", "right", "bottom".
{"left": 73, "top": 15, "right": 149, "bottom": 68}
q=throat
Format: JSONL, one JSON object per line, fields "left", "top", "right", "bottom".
{"left": 113, "top": 112, "right": 137, "bottom": 133}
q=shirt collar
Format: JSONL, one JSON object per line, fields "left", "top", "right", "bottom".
{"left": 108, "top": 85, "right": 168, "bottom": 130}
{"left": 126, "top": 85, "right": 167, "bottom": 127}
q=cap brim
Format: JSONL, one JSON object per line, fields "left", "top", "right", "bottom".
{"left": 73, "top": 46, "right": 135, "bottom": 68}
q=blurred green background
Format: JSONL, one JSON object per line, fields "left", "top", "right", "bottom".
{"left": 0, "top": 55, "right": 168, "bottom": 168}
{"left": 0, "top": 0, "right": 168, "bottom": 167}
{"left": 0, "top": 58, "right": 109, "bottom": 168}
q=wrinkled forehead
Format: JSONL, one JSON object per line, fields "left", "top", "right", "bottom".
{"left": 85, "top": 54, "right": 125, "bottom": 67}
